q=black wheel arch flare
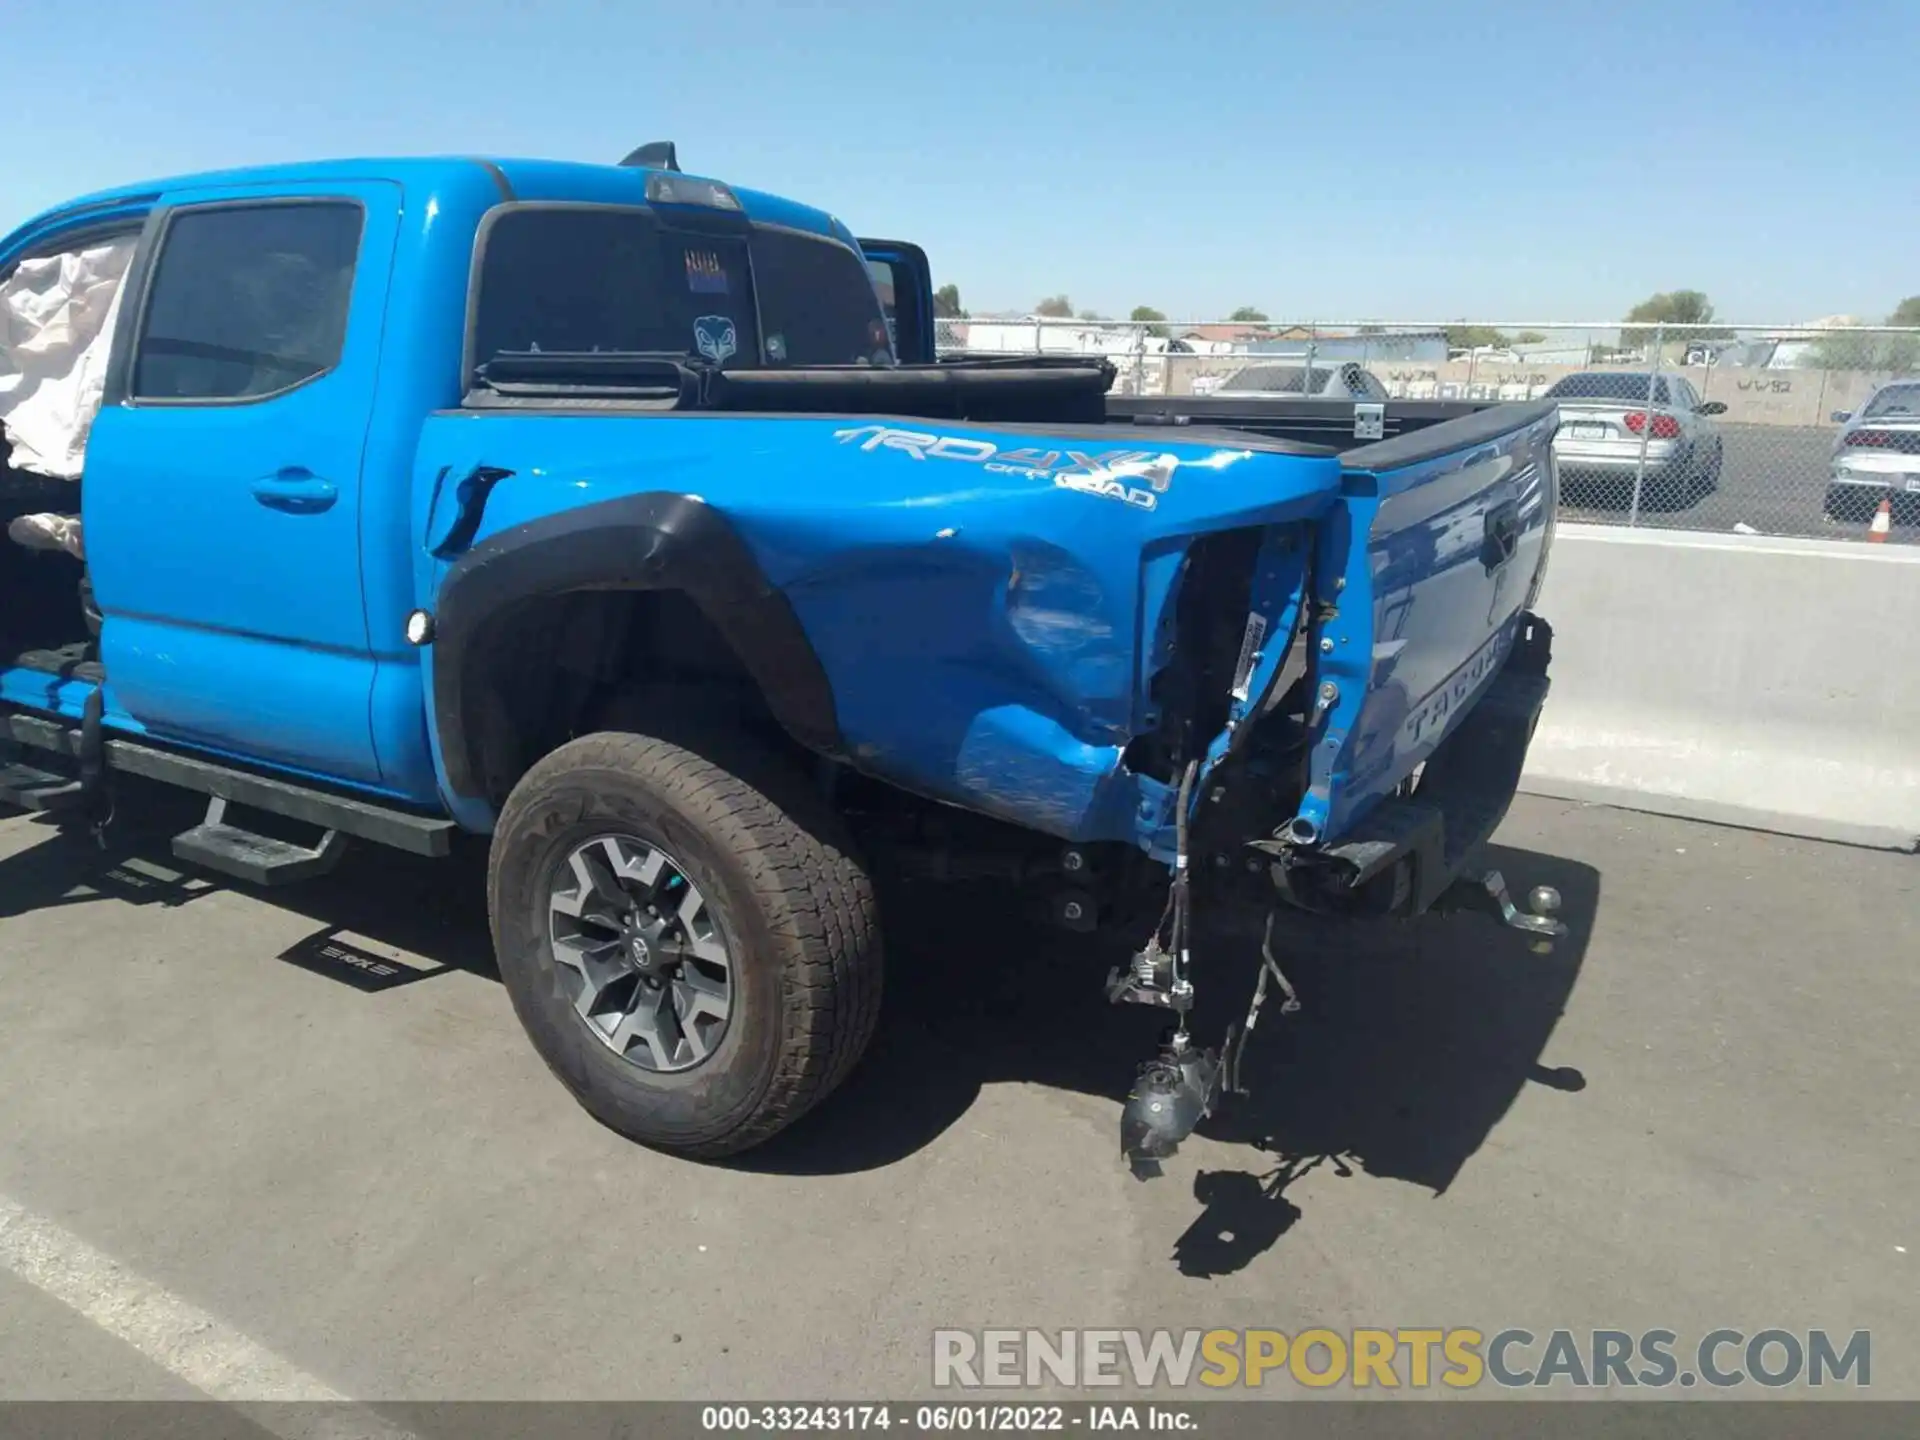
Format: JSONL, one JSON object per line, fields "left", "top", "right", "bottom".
{"left": 430, "top": 492, "right": 842, "bottom": 803}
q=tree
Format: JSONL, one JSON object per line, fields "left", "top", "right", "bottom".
{"left": 1077, "top": 309, "right": 1109, "bottom": 322}
{"left": 1810, "top": 327, "right": 1920, "bottom": 372}
{"left": 1445, "top": 324, "right": 1510, "bottom": 352}
{"left": 1807, "top": 297, "right": 1920, "bottom": 369}
{"left": 1620, "top": 290, "right": 1732, "bottom": 350}
{"left": 1228, "top": 305, "right": 1269, "bottom": 323}
{"left": 1129, "top": 304, "right": 1168, "bottom": 339}
{"left": 932, "top": 283, "right": 966, "bottom": 320}
{"left": 1514, "top": 330, "right": 1548, "bottom": 345}
{"left": 1034, "top": 295, "right": 1074, "bottom": 318}
{"left": 1826, "top": 295, "right": 1920, "bottom": 370}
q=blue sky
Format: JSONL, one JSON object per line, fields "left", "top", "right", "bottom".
{"left": 5, "top": 0, "right": 1913, "bottom": 324}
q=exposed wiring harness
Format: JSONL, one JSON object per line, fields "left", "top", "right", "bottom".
{"left": 1225, "top": 908, "right": 1302, "bottom": 1095}
{"left": 1164, "top": 759, "right": 1200, "bottom": 1032}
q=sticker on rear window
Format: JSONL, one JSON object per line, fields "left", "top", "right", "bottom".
{"left": 693, "top": 315, "right": 738, "bottom": 364}
{"left": 685, "top": 249, "right": 730, "bottom": 294}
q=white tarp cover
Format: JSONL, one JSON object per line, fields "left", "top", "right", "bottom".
{"left": 0, "top": 235, "right": 137, "bottom": 480}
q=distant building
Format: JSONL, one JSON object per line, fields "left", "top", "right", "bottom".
{"left": 1509, "top": 339, "right": 1597, "bottom": 366}
{"left": 945, "top": 318, "right": 1188, "bottom": 358}
{"left": 1175, "top": 323, "right": 1273, "bottom": 354}
{"left": 1247, "top": 329, "right": 1449, "bottom": 364}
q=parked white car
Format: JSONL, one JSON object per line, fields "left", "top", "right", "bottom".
{"left": 1825, "top": 379, "right": 1920, "bottom": 524}
{"left": 1211, "top": 361, "right": 1388, "bottom": 402}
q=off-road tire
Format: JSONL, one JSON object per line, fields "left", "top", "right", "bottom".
{"left": 488, "top": 730, "right": 882, "bottom": 1158}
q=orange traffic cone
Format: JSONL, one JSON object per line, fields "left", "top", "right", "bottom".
{"left": 1868, "top": 498, "right": 1892, "bottom": 542}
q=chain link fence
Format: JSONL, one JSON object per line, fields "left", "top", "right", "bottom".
{"left": 929, "top": 316, "right": 1920, "bottom": 545}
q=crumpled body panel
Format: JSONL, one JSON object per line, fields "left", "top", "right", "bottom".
{"left": 420, "top": 410, "right": 1344, "bottom": 850}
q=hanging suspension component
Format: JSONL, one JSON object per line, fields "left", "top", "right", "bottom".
{"left": 1113, "top": 760, "right": 1225, "bottom": 1176}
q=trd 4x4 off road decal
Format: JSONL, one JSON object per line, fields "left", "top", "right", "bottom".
{"left": 831, "top": 425, "right": 1179, "bottom": 511}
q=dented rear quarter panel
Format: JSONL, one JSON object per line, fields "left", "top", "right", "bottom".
{"left": 418, "top": 410, "right": 1342, "bottom": 844}
{"left": 421, "top": 399, "right": 1557, "bottom": 855}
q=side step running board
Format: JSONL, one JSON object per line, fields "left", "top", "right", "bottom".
{"left": 1, "top": 711, "right": 454, "bottom": 857}
{"left": 172, "top": 797, "right": 348, "bottom": 887}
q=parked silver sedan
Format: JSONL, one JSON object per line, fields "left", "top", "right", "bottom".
{"left": 1546, "top": 371, "right": 1727, "bottom": 504}
{"left": 1825, "top": 379, "right": 1920, "bottom": 524}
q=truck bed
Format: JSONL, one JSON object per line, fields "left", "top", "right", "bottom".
{"left": 471, "top": 354, "right": 1506, "bottom": 462}
{"left": 1107, "top": 392, "right": 1505, "bottom": 449}
{"left": 434, "top": 360, "right": 1559, "bottom": 858}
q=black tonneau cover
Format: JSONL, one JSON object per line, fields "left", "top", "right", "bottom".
{"left": 462, "top": 355, "right": 1538, "bottom": 460}
{"left": 708, "top": 361, "right": 1114, "bottom": 425}
{"left": 1108, "top": 393, "right": 1506, "bottom": 449}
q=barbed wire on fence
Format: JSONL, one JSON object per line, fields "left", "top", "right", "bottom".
{"left": 919, "top": 316, "right": 1920, "bottom": 545}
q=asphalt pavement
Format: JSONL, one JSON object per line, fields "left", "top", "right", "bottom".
{"left": 0, "top": 784, "right": 1914, "bottom": 1404}
{"left": 1559, "top": 423, "right": 1919, "bottom": 544}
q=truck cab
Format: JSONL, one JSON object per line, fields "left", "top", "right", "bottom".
{"left": 1, "top": 148, "right": 1562, "bottom": 1171}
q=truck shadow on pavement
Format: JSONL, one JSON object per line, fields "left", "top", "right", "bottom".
{"left": 745, "top": 844, "right": 1600, "bottom": 1279}
{"left": 1164, "top": 866, "right": 1597, "bottom": 1277}
{"left": 2, "top": 788, "right": 1596, "bottom": 1275}
{"left": 0, "top": 784, "right": 498, "bottom": 976}
{"left": 0, "top": 801, "right": 223, "bottom": 919}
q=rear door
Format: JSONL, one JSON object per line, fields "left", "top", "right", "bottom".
{"left": 82, "top": 182, "right": 401, "bottom": 786}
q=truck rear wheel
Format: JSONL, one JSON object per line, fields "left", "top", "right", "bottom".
{"left": 487, "top": 730, "right": 882, "bottom": 1158}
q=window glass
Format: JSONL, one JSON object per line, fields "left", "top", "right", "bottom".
{"left": 750, "top": 227, "right": 891, "bottom": 367}
{"left": 133, "top": 204, "right": 362, "bottom": 400}
{"left": 866, "top": 258, "right": 900, "bottom": 353}
{"left": 471, "top": 207, "right": 890, "bottom": 374}
{"left": 1545, "top": 372, "right": 1672, "bottom": 404}
{"left": 1863, "top": 383, "right": 1920, "bottom": 418}
{"left": 1219, "top": 364, "right": 1332, "bottom": 394}
{"left": 472, "top": 207, "right": 755, "bottom": 369}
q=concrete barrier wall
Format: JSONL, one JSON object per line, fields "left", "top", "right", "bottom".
{"left": 1521, "top": 525, "right": 1920, "bottom": 852}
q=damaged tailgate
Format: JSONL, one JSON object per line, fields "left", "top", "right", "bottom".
{"left": 1287, "top": 399, "right": 1559, "bottom": 854}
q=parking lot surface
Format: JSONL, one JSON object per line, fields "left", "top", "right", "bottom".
{"left": 0, "top": 786, "right": 1913, "bottom": 1401}
{"left": 1559, "top": 423, "right": 1920, "bottom": 542}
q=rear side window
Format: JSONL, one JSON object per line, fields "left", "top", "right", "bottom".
{"left": 1343, "top": 366, "right": 1382, "bottom": 398}
{"left": 472, "top": 207, "right": 757, "bottom": 370}
{"left": 469, "top": 206, "right": 889, "bottom": 376}
{"left": 1223, "top": 364, "right": 1331, "bottom": 394}
{"left": 1864, "top": 383, "right": 1920, "bottom": 418}
{"left": 867, "top": 258, "right": 898, "bottom": 342}
{"left": 750, "top": 227, "right": 891, "bottom": 367}
{"left": 1545, "top": 372, "right": 1671, "bottom": 404}
{"left": 133, "top": 203, "right": 362, "bottom": 401}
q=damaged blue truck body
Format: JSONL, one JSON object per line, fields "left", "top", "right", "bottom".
{"left": 0, "top": 147, "right": 1563, "bottom": 1167}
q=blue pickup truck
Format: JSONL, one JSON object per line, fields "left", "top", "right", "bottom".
{"left": 0, "top": 144, "right": 1562, "bottom": 1168}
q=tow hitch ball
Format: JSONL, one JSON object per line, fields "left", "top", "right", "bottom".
{"left": 1480, "top": 870, "right": 1567, "bottom": 944}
